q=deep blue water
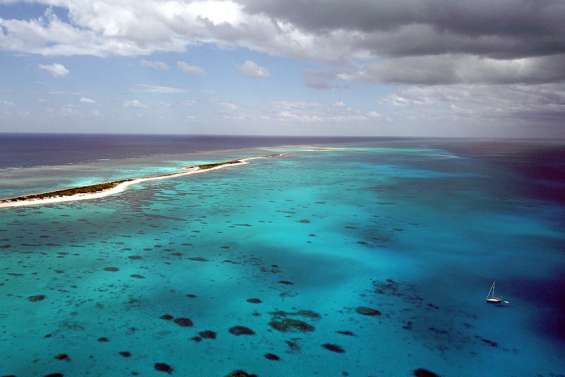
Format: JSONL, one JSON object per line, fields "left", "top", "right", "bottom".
{"left": 0, "top": 136, "right": 564, "bottom": 377}
{"left": 0, "top": 134, "right": 382, "bottom": 168}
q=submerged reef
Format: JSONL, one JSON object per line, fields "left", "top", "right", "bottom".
{"left": 225, "top": 371, "right": 257, "bottom": 377}
{"left": 268, "top": 310, "right": 319, "bottom": 333}
{"left": 322, "top": 343, "right": 345, "bottom": 353}
{"left": 229, "top": 326, "right": 255, "bottom": 336}
{"left": 413, "top": 368, "right": 440, "bottom": 377}
{"left": 154, "top": 362, "right": 174, "bottom": 374}
{"left": 355, "top": 306, "right": 381, "bottom": 316}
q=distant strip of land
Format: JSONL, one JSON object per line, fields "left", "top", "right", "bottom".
{"left": 0, "top": 155, "right": 285, "bottom": 209}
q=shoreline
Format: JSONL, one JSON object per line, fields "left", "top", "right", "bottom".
{"left": 0, "top": 156, "right": 276, "bottom": 209}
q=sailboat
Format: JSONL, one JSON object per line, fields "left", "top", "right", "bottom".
{"left": 485, "top": 281, "right": 510, "bottom": 305}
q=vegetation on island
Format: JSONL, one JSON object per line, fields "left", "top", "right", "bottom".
{"left": 196, "top": 160, "right": 242, "bottom": 170}
{"left": 0, "top": 180, "right": 132, "bottom": 203}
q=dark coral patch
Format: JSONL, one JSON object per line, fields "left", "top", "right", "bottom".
{"left": 28, "top": 294, "right": 46, "bottom": 302}
{"left": 160, "top": 314, "right": 174, "bottom": 320}
{"left": 336, "top": 330, "right": 355, "bottom": 336}
{"left": 97, "top": 337, "right": 109, "bottom": 343}
{"left": 413, "top": 368, "right": 440, "bottom": 377}
{"left": 225, "top": 371, "right": 257, "bottom": 377}
{"left": 229, "top": 326, "right": 255, "bottom": 336}
{"left": 322, "top": 343, "right": 345, "bottom": 353}
{"left": 286, "top": 339, "right": 301, "bottom": 352}
{"left": 246, "top": 298, "right": 262, "bottom": 304}
{"left": 294, "top": 310, "right": 320, "bottom": 319}
{"left": 130, "top": 274, "right": 145, "bottom": 279}
{"left": 199, "top": 330, "right": 217, "bottom": 339}
{"left": 271, "top": 309, "right": 320, "bottom": 319}
{"left": 119, "top": 351, "right": 131, "bottom": 358}
{"left": 44, "top": 374, "right": 64, "bottom": 377}
{"left": 174, "top": 317, "right": 193, "bottom": 327}
{"left": 264, "top": 353, "right": 280, "bottom": 361}
{"left": 355, "top": 306, "right": 381, "bottom": 316}
{"left": 188, "top": 257, "right": 208, "bottom": 262}
{"left": 103, "top": 267, "right": 119, "bottom": 272}
{"left": 154, "top": 362, "right": 174, "bottom": 374}
{"left": 54, "top": 353, "right": 70, "bottom": 361}
{"left": 191, "top": 336, "right": 202, "bottom": 342}
{"left": 478, "top": 337, "right": 498, "bottom": 347}
{"left": 269, "top": 319, "right": 314, "bottom": 333}
{"left": 278, "top": 280, "right": 294, "bottom": 285}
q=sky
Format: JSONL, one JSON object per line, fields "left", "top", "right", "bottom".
{"left": 0, "top": 0, "right": 564, "bottom": 137}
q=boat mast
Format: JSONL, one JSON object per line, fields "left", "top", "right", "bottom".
{"left": 486, "top": 281, "right": 495, "bottom": 299}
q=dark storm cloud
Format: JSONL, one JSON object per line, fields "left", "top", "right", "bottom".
{"left": 242, "top": 0, "right": 565, "bottom": 57}
{"left": 243, "top": 0, "right": 563, "bottom": 35}
{"left": 242, "top": 0, "right": 565, "bottom": 85}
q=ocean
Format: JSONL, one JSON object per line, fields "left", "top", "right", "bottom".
{"left": 0, "top": 134, "right": 564, "bottom": 377}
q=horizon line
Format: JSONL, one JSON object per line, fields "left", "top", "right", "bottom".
{"left": 1, "top": 132, "right": 564, "bottom": 141}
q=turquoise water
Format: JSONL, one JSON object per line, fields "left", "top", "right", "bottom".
{"left": 1, "top": 141, "right": 564, "bottom": 377}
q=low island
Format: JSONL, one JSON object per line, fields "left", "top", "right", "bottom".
{"left": 0, "top": 156, "right": 278, "bottom": 209}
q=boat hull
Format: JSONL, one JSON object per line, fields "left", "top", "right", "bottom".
{"left": 486, "top": 297, "right": 509, "bottom": 305}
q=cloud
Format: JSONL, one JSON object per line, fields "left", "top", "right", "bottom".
{"left": 378, "top": 83, "right": 565, "bottom": 124}
{"left": 304, "top": 70, "right": 341, "bottom": 89}
{"left": 268, "top": 100, "right": 370, "bottom": 123}
{"left": 133, "top": 84, "right": 187, "bottom": 94}
{"left": 38, "top": 63, "right": 69, "bottom": 77}
{"left": 79, "top": 97, "right": 96, "bottom": 103}
{"left": 141, "top": 60, "right": 169, "bottom": 70}
{"left": 240, "top": 60, "right": 270, "bottom": 78}
{"left": 123, "top": 99, "right": 147, "bottom": 108}
{"left": 337, "top": 54, "right": 565, "bottom": 85}
{"left": 0, "top": 1, "right": 564, "bottom": 86}
{"left": 219, "top": 101, "right": 249, "bottom": 120}
{"left": 0, "top": 100, "right": 15, "bottom": 106}
{"left": 242, "top": 0, "right": 565, "bottom": 58}
{"left": 177, "top": 61, "right": 205, "bottom": 76}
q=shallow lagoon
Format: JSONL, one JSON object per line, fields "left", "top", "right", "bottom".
{"left": 1, "top": 140, "right": 564, "bottom": 376}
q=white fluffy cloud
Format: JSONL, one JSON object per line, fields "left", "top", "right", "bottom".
{"left": 79, "top": 97, "right": 96, "bottom": 103}
{"left": 123, "top": 99, "right": 147, "bottom": 108}
{"left": 239, "top": 60, "right": 270, "bottom": 78}
{"left": 0, "top": 1, "right": 341, "bottom": 60}
{"left": 177, "top": 61, "right": 205, "bottom": 76}
{"left": 38, "top": 63, "right": 69, "bottom": 77}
